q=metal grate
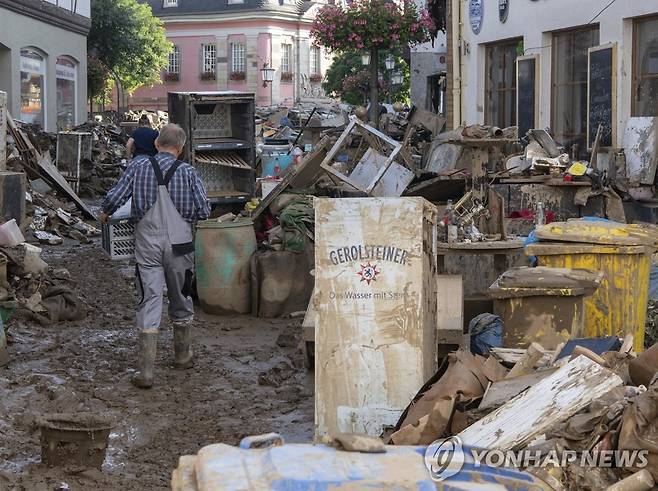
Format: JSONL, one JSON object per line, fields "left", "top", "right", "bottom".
{"left": 101, "top": 220, "right": 135, "bottom": 260}
{"left": 193, "top": 104, "right": 231, "bottom": 139}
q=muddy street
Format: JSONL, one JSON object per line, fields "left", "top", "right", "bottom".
{"left": 0, "top": 243, "right": 314, "bottom": 490}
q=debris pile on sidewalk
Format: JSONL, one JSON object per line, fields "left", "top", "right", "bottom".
{"left": 0, "top": 240, "right": 87, "bottom": 328}
{"left": 388, "top": 337, "right": 658, "bottom": 489}
{"left": 122, "top": 109, "right": 169, "bottom": 129}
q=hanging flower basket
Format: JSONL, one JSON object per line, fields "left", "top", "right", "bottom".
{"left": 163, "top": 72, "right": 179, "bottom": 82}
{"left": 229, "top": 71, "right": 246, "bottom": 81}
{"left": 200, "top": 71, "right": 216, "bottom": 81}
{"left": 309, "top": 74, "right": 323, "bottom": 83}
{"left": 281, "top": 71, "right": 294, "bottom": 82}
{"left": 310, "top": 0, "right": 434, "bottom": 52}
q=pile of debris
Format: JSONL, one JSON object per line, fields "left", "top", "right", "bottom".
{"left": 122, "top": 109, "right": 168, "bottom": 129}
{"left": 388, "top": 338, "right": 658, "bottom": 489}
{"left": 0, "top": 241, "right": 87, "bottom": 327}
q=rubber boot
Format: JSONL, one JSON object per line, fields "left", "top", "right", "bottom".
{"left": 173, "top": 323, "right": 193, "bottom": 369}
{"left": 131, "top": 330, "right": 157, "bottom": 389}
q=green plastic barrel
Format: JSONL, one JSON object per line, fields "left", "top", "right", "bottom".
{"left": 195, "top": 219, "right": 256, "bottom": 315}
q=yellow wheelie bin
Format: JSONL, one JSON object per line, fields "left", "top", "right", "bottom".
{"left": 525, "top": 241, "right": 651, "bottom": 353}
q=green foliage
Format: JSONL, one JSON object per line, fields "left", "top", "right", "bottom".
{"left": 323, "top": 51, "right": 410, "bottom": 105}
{"left": 87, "top": 0, "right": 171, "bottom": 101}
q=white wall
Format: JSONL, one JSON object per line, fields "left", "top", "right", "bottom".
{"left": 456, "top": 0, "right": 658, "bottom": 146}
{"left": 0, "top": 7, "right": 88, "bottom": 131}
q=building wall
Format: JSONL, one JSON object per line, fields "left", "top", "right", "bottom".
{"left": 410, "top": 0, "right": 448, "bottom": 112}
{"left": 129, "top": 18, "right": 328, "bottom": 109}
{"left": 453, "top": 0, "right": 658, "bottom": 147}
{"left": 0, "top": 5, "right": 88, "bottom": 131}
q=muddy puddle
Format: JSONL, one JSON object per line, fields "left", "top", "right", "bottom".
{"left": 0, "top": 244, "right": 314, "bottom": 490}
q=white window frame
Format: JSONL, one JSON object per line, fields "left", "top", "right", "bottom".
{"left": 231, "top": 43, "right": 246, "bottom": 73}
{"left": 55, "top": 56, "right": 77, "bottom": 127}
{"left": 202, "top": 44, "right": 216, "bottom": 74}
{"left": 20, "top": 47, "right": 47, "bottom": 129}
{"left": 167, "top": 45, "right": 180, "bottom": 74}
{"left": 281, "top": 43, "right": 292, "bottom": 73}
{"left": 310, "top": 46, "right": 321, "bottom": 75}
{"left": 163, "top": 0, "right": 177, "bottom": 7}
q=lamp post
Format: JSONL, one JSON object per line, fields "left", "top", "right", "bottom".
{"left": 260, "top": 62, "right": 276, "bottom": 106}
{"left": 384, "top": 54, "right": 395, "bottom": 104}
{"left": 390, "top": 70, "right": 403, "bottom": 103}
{"left": 385, "top": 54, "right": 395, "bottom": 71}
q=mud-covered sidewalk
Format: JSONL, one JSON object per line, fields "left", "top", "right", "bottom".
{"left": 0, "top": 244, "right": 314, "bottom": 490}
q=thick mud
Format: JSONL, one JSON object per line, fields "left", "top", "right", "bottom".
{"left": 0, "top": 243, "right": 314, "bottom": 490}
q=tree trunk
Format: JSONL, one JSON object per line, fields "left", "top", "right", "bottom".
{"left": 369, "top": 47, "right": 379, "bottom": 128}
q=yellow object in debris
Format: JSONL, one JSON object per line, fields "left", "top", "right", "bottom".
{"left": 568, "top": 161, "right": 588, "bottom": 176}
{"left": 244, "top": 198, "right": 259, "bottom": 212}
{"left": 526, "top": 242, "right": 651, "bottom": 353}
{"left": 535, "top": 220, "right": 657, "bottom": 247}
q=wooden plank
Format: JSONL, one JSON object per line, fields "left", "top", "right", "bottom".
{"left": 479, "top": 367, "right": 559, "bottom": 410}
{"left": 251, "top": 137, "right": 330, "bottom": 220}
{"left": 505, "top": 343, "right": 546, "bottom": 378}
{"left": 489, "top": 347, "right": 554, "bottom": 367}
{"left": 437, "top": 275, "right": 463, "bottom": 332}
{"left": 458, "top": 356, "right": 623, "bottom": 450}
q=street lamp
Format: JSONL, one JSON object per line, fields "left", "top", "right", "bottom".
{"left": 260, "top": 63, "right": 275, "bottom": 88}
{"left": 361, "top": 53, "right": 371, "bottom": 66}
{"left": 391, "top": 71, "right": 404, "bottom": 86}
{"left": 385, "top": 54, "right": 395, "bottom": 71}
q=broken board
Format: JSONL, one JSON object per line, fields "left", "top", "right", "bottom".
{"left": 623, "top": 117, "right": 658, "bottom": 185}
{"left": 251, "top": 137, "right": 330, "bottom": 220}
{"left": 349, "top": 148, "right": 414, "bottom": 197}
{"left": 479, "top": 367, "right": 558, "bottom": 410}
{"left": 458, "top": 356, "right": 623, "bottom": 450}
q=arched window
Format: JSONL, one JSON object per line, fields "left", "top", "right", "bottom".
{"left": 20, "top": 48, "right": 46, "bottom": 127}
{"left": 56, "top": 57, "right": 77, "bottom": 128}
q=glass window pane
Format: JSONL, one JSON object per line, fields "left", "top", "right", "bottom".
{"left": 634, "top": 16, "right": 658, "bottom": 117}
{"left": 485, "top": 39, "right": 520, "bottom": 127}
{"left": 56, "top": 57, "right": 76, "bottom": 129}
{"left": 552, "top": 26, "right": 599, "bottom": 155}
{"left": 20, "top": 49, "right": 45, "bottom": 128}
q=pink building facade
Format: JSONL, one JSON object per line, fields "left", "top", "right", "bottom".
{"left": 130, "top": 0, "right": 330, "bottom": 109}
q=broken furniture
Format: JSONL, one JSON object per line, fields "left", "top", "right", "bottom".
{"left": 168, "top": 92, "right": 256, "bottom": 205}
{"left": 195, "top": 218, "right": 256, "bottom": 315}
{"left": 314, "top": 197, "right": 437, "bottom": 438}
{"left": 7, "top": 112, "right": 94, "bottom": 220}
{"left": 527, "top": 220, "right": 655, "bottom": 353}
{"left": 489, "top": 266, "right": 603, "bottom": 349}
{"left": 319, "top": 116, "right": 413, "bottom": 197}
{"left": 436, "top": 275, "right": 467, "bottom": 358}
{"left": 437, "top": 239, "right": 525, "bottom": 325}
{"left": 56, "top": 131, "right": 92, "bottom": 194}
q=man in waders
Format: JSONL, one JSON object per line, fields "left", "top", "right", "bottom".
{"left": 99, "top": 124, "right": 210, "bottom": 389}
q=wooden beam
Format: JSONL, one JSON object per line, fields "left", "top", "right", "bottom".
{"left": 458, "top": 356, "right": 623, "bottom": 451}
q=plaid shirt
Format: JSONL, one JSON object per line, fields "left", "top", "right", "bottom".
{"left": 101, "top": 152, "right": 211, "bottom": 223}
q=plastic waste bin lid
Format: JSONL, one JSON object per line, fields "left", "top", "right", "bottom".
{"left": 535, "top": 219, "right": 658, "bottom": 247}
{"left": 489, "top": 266, "right": 603, "bottom": 299}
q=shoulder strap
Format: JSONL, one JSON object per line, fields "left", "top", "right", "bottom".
{"left": 148, "top": 157, "right": 165, "bottom": 186}
{"left": 148, "top": 157, "right": 183, "bottom": 187}
{"left": 163, "top": 160, "right": 184, "bottom": 186}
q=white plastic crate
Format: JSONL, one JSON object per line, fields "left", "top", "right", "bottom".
{"left": 101, "top": 220, "right": 135, "bottom": 260}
